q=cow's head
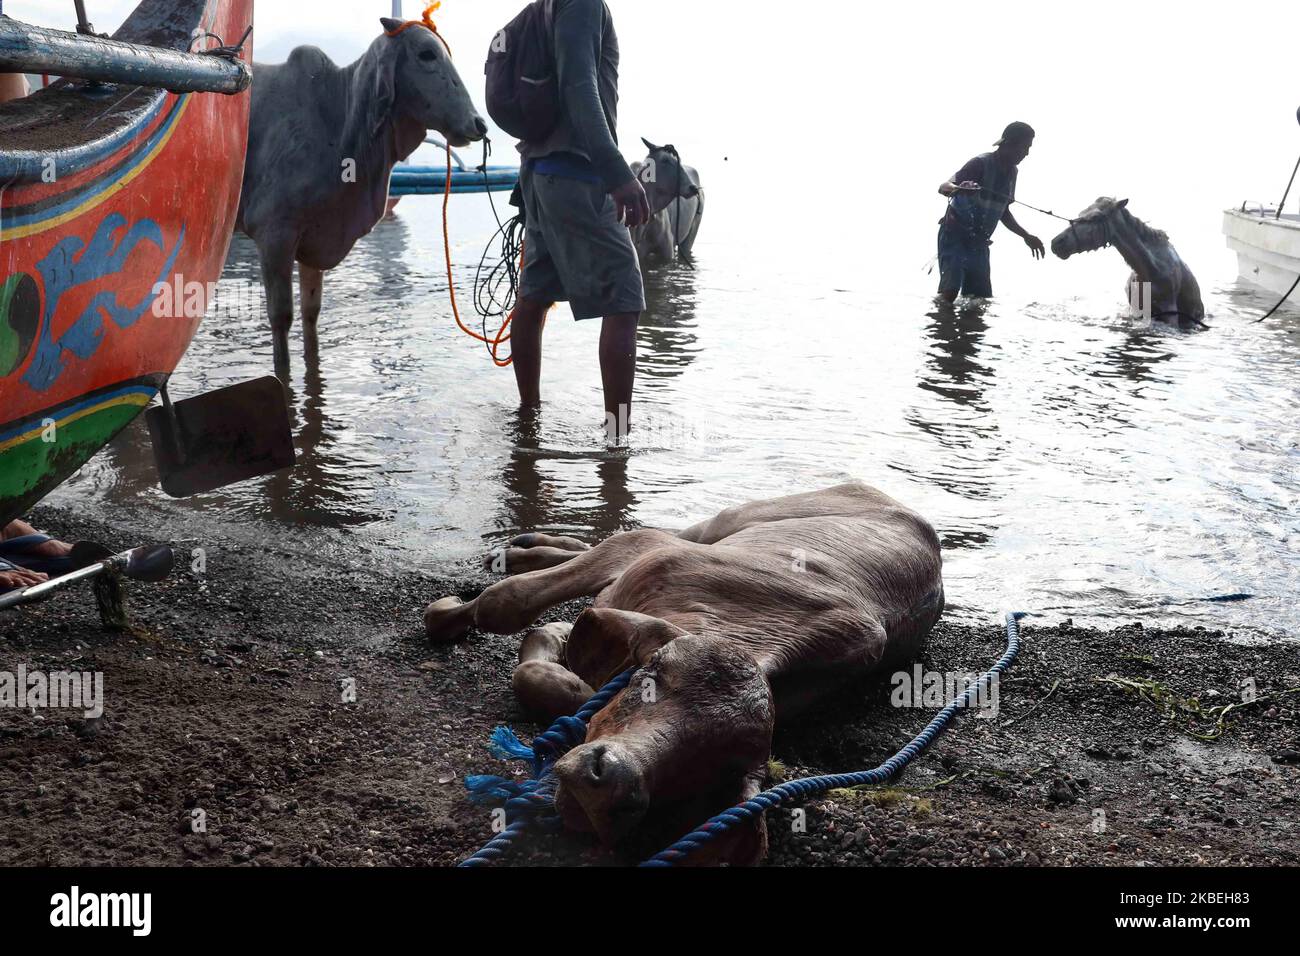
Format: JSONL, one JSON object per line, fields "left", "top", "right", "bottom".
{"left": 551, "top": 609, "right": 773, "bottom": 845}
{"left": 375, "top": 17, "right": 487, "bottom": 147}
{"left": 637, "top": 138, "right": 701, "bottom": 215}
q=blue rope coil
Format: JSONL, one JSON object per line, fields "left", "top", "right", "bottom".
{"left": 460, "top": 611, "right": 1025, "bottom": 867}
{"left": 459, "top": 667, "right": 635, "bottom": 867}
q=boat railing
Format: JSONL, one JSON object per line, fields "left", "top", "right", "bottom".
{"left": 1237, "top": 200, "right": 1280, "bottom": 218}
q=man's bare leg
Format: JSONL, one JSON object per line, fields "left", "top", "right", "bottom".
{"left": 0, "top": 73, "right": 29, "bottom": 104}
{"left": 2, "top": 519, "right": 72, "bottom": 559}
{"left": 1, "top": 519, "right": 69, "bottom": 592}
{"left": 600, "top": 312, "right": 639, "bottom": 439}
{"left": 510, "top": 297, "right": 551, "bottom": 407}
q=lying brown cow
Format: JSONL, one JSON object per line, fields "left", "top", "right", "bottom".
{"left": 423, "top": 481, "right": 944, "bottom": 863}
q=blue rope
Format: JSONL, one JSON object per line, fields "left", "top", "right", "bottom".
{"left": 458, "top": 611, "right": 1024, "bottom": 867}
{"left": 458, "top": 667, "right": 636, "bottom": 867}
{"left": 639, "top": 611, "right": 1025, "bottom": 865}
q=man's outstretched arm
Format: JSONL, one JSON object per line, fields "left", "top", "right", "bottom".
{"left": 1000, "top": 209, "right": 1045, "bottom": 258}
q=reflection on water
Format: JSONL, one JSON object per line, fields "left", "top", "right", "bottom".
{"left": 638, "top": 263, "right": 701, "bottom": 386}
{"left": 50, "top": 194, "right": 1300, "bottom": 640}
{"left": 492, "top": 407, "right": 637, "bottom": 545}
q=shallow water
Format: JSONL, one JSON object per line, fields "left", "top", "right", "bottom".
{"left": 50, "top": 171, "right": 1300, "bottom": 640}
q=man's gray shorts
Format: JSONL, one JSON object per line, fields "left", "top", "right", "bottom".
{"left": 519, "top": 165, "right": 646, "bottom": 320}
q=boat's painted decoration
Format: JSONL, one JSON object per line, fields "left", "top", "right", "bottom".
{"left": 0, "top": 0, "right": 254, "bottom": 526}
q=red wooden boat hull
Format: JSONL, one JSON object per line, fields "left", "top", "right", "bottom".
{"left": 0, "top": 0, "right": 253, "bottom": 527}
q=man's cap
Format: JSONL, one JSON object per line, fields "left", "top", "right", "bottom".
{"left": 995, "top": 121, "right": 1035, "bottom": 147}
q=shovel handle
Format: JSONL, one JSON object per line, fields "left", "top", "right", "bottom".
{"left": 2, "top": 562, "right": 109, "bottom": 608}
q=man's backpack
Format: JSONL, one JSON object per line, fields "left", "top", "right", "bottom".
{"left": 484, "top": 0, "right": 558, "bottom": 143}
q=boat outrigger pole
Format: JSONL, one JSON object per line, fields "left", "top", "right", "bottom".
{"left": 0, "top": 13, "right": 251, "bottom": 94}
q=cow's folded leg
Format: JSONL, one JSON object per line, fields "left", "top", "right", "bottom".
{"left": 425, "top": 529, "right": 681, "bottom": 642}
{"left": 482, "top": 532, "right": 592, "bottom": 575}
{"left": 517, "top": 621, "right": 573, "bottom": 664}
{"left": 513, "top": 623, "right": 593, "bottom": 721}
{"left": 511, "top": 533, "right": 590, "bottom": 553}
{"left": 471, "top": 529, "right": 684, "bottom": 636}
{"left": 482, "top": 545, "right": 582, "bottom": 575}
{"left": 512, "top": 661, "right": 594, "bottom": 723}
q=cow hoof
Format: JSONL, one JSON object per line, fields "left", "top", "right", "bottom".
{"left": 424, "top": 596, "right": 471, "bottom": 643}
{"left": 512, "top": 660, "right": 593, "bottom": 723}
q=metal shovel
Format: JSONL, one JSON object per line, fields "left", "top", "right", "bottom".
{"left": 146, "top": 376, "right": 296, "bottom": 498}
{"left": 0, "top": 543, "right": 174, "bottom": 611}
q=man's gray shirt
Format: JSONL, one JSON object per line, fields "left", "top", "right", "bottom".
{"left": 518, "top": 0, "right": 634, "bottom": 191}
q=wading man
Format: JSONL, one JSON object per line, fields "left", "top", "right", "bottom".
{"left": 936, "top": 121, "right": 1045, "bottom": 301}
{"left": 511, "top": 0, "right": 649, "bottom": 439}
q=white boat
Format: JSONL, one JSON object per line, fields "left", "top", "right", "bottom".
{"left": 1222, "top": 205, "right": 1300, "bottom": 301}
{"left": 1223, "top": 107, "right": 1300, "bottom": 302}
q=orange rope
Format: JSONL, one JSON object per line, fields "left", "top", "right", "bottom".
{"left": 384, "top": 2, "right": 451, "bottom": 56}
{"left": 441, "top": 143, "right": 514, "bottom": 367}
{"left": 392, "top": 4, "right": 513, "bottom": 367}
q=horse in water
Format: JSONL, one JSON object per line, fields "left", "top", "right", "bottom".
{"left": 1050, "top": 197, "right": 1205, "bottom": 324}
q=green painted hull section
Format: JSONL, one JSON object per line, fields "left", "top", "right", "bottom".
{"left": 0, "top": 402, "right": 146, "bottom": 523}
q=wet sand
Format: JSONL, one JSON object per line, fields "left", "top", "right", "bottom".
{"left": 1, "top": 505, "right": 1297, "bottom": 867}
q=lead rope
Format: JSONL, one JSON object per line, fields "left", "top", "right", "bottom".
{"left": 1253, "top": 272, "right": 1300, "bottom": 323}
{"left": 641, "top": 611, "right": 1025, "bottom": 865}
{"left": 459, "top": 611, "right": 1025, "bottom": 866}
{"left": 387, "top": 4, "right": 514, "bottom": 365}
{"left": 442, "top": 142, "right": 513, "bottom": 366}
{"left": 459, "top": 668, "right": 637, "bottom": 867}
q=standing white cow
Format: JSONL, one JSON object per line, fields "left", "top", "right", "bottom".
{"left": 630, "top": 139, "right": 703, "bottom": 264}
{"left": 236, "top": 18, "right": 487, "bottom": 369}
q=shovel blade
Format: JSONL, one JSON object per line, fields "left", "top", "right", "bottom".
{"left": 146, "top": 376, "right": 295, "bottom": 498}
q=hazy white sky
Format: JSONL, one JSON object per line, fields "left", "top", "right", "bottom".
{"left": 9, "top": 0, "right": 1300, "bottom": 255}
